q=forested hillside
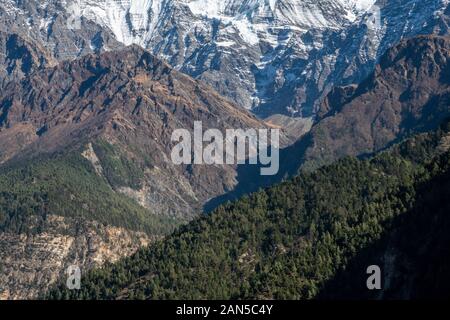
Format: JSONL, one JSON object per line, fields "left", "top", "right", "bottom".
{"left": 0, "top": 145, "right": 184, "bottom": 299}
{"left": 47, "top": 121, "right": 450, "bottom": 300}
{"left": 0, "top": 150, "right": 181, "bottom": 236}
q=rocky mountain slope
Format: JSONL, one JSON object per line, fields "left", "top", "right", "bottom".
{"left": 205, "top": 33, "right": 450, "bottom": 226}
{"left": 0, "top": 31, "right": 56, "bottom": 88}
{"left": 0, "top": 0, "right": 122, "bottom": 60}
{"left": 2, "top": 0, "right": 447, "bottom": 118}
{"left": 300, "top": 35, "right": 450, "bottom": 170}
{"left": 2, "top": 1, "right": 449, "bottom": 117}
{"left": 0, "top": 45, "right": 265, "bottom": 217}
{"left": 0, "top": 215, "right": 151, "bottom": 300}
{"left": 65, "top": 0, "right": 377, "bottom": 115}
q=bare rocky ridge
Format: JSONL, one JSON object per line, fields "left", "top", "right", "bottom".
{"left": 0, "top": 215, "right": 151, "bottom": 300}
{"left": 301, "top": 35, "right": 450, "bottom": 169}
{"left": 0, "top": 0, "right": 122, "bottom": 61}
{"left": 43, "top": 0, "right": 450, "bottom": 117}
{"left": 0, "top": 45, "right": 267, "bottom": 218}
{"left": 202, "top": 35, "right": 450, "bottom": 207}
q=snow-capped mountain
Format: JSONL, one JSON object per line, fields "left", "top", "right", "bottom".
{"left": 64, "top": 0, "right": 379, "bottom": 114}
{"left": 1, "top": 0, "right": 450, "bottom": 117}
{"left": 68, "top": 0, "right": 375, "bottom": 46}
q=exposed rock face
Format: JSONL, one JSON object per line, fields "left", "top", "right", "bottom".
{"left": 0, "top": 45, "right": 266, "bottom": 218}
{"left": 81, "top": 142, "right": 104, "bottom": 175}
{"left": 0, "top": 31, "right": 56, "bottom": 88}
{"left": 3, "top": 1, "right": 449, "bottom": 117}
{"left": 3, "top": 0, "right": 446, "bottom": 117}
{"left": 301, "top": 35, "right": 450, "bottom": 169}
{"left": 16, "top": 0, "right": 374, "bottom": 114}
{"left": 57, "top": 0, "right": 375, "bottom": 114}
{"left": 0, "top": 0, "right": 122, "bottom": 61}
{"left": 0, "top": 215, "right": 151, "bottom": 300}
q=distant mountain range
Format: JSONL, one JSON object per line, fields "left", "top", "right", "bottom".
{"left": 300, "top": 35, "right": 450, "bottom": 170}
{"left": 1, "top": 0, "right": 450, "bottom": 117}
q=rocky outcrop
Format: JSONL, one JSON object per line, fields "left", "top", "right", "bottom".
{"left": 0, "top": 215, "right": 151, "bottom": 300}
{"left": 0, "top": 0, "right": 122, "bottom": 62}
{"left": 0, "top": 31, "right": 56, "bottom": 88}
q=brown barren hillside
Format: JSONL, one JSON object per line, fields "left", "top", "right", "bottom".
{"left": 303, "top": 35, "right": 450, "bottom": 169}
{"left": 0, "top": 45, "right": 267, "bottom": 218}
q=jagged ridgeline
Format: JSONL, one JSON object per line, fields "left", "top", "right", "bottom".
{"left": 47, "top": 121, "right": 450, "bottom": 300}
{"left": 2, "top": 0, "right": 449, "bottom": 117}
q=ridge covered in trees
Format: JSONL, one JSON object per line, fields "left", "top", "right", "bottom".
{"left": 47, "top": 121, "right": 450, "bottom": 300}
{"left": 0, "top": 149, "right": 182, "bottom": 236}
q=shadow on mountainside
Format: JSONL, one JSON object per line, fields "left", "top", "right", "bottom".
{"left": 317, "top": 167, "right": 450, "bottom": 300}
{"left": 203, "top": 133, "right": 313, "bottom": 213}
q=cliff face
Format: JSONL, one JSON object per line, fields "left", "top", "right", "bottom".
{"left": 0, "top": 0, "right": 122, "bottom": 61}
{"left": 0, "top": 215, "right": 151, "bottom": 300}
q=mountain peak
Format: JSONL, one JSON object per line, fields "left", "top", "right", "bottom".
{"left": 2, "top": 0, "right": 447, "bottom": 116}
